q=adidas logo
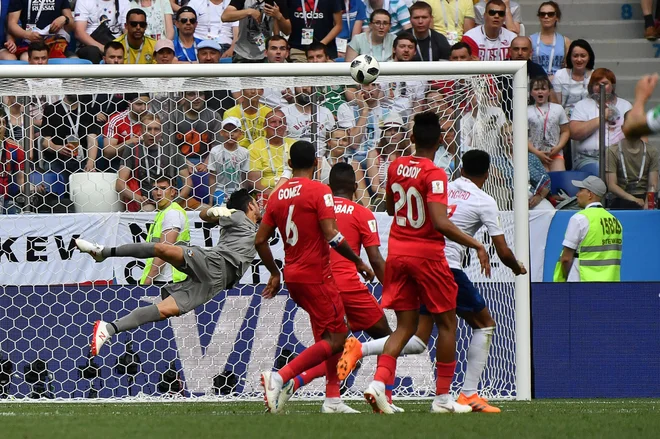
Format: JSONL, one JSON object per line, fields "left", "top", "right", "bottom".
{"left": 294, "top": 11, "right": 324, "bottom": 19}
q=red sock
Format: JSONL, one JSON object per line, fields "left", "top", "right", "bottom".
{"left": 324, "top": 353, "right": 342, "bottom": 398}
{"left": 374, "top": 354, "right": 396, "bottom": 385}
{"left": 383, "top": 356, "right": 396, "bottom": 403}
{"left": 279, "top": 340, "right": 332, "bottom": 383}
{"left": 436, "top": 361, "right": 457, "bottom": 396}
{"left": 293, "top": 362, "right": 327, "bottom": 391}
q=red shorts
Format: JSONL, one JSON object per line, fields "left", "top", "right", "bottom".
{"left": 340, "top": 287, "right": 385, "bottom": 332}
{"left": 287, "top": 281, "right": 348, "bottom": 341}
{"left": 382, "top": 255, "right": 457, "bottom": 314}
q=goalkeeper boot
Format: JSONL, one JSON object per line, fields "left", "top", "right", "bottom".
{"left": 261, "top": 371, "right": 283, "bottom": 414}
{"left": 457, "top": 392, "right": 501, "bottom": 413}
{"left": 337, "top": 337, "right": 363, "bottom": 380}
{"left": 76, "top": 239, "right": 106, "bottom": 262}
{"left": 321, "top": 399, "right": 360, "bottom": 414}
{"left": 90, "top": 320, "right": 112, "bottom": 356}
{"left": 430, "top": 395, "right": 472, "bottom": 414}
{"left": 364, "top": 382, "right": 394, "bottom": 414}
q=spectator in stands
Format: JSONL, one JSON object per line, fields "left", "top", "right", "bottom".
{"left": 115, "top": 9, "right": 157, "bottom": 64}
{"left": 75, "top": 0, "right": 125, "bottom": 64}
{"left": 7, "top": 0, "right": 75, "bottom": 60}
{"left": 256, "top": 36, "right": 294, "bottom": 109}
{"left": 170, "top": 0, "right": 187, "bottom": 13}
{"left": 247, "top": 107, "right": 295, "bottom": 194}
{"left": 41, "top": 94, "right": 101, "bottom": 174}
{"left": 2, "top": 96, "right": 27, "bottom": 142}
{"left": 102, "top": 93, "right": 149, "bottom": 171}
{"left": 509, "top": 36, "right": 548, "bottom": 80}
{"left": 173, "top": 6, "right": 201, "bottom": 62}
{"left": 281, "top": 86, "right": 336, "bottom": 157}
{"left": 474, "top": 0, "right": 520, "bottom": 35}
{"left": 196, "top": 39, "right": 236, "bottom": 113}
{"left": 224, "top": 88, "right": 271, "bottom": 149}
{"left": 428, "top": 0, "right": 474, "bottom": 45}
{"left": 154, "top": 38, "right": 176, "bottom": 63}
{"left": 103, "top": 40, "right": 125, "bottom": 63}
{"left": 26, "top": 41, "right": 53, "bottom": 127}
{"left": 606, "top": 134, "right": 659, "bottom": 209}
{"left": 528, "top": 76, "right": 569, "bottom": 171}
{"left": 642, "top": 0, "right": 658, "bottom": 40}
{"left": 120, "top": 0, "right": 175, "bottom": 40}
{"left": 530, "top": 2, "right": 570, "bottom": 78}
{"left": 570, "top": 68, "right": 632, "bottom": 176}
{"left": 364, "top": 0, "right": 411, "bottom": 35}
{"left": 346, "top": 9, "right": 395, "bottom": 62}
{"left": 222, "top": 0, "right": 291, "bottom": 63}
{"left": 286, "top": 0, "right": 343, "bottom": 62}
{"left": 449, "top": 39, "right": 474, "bottom": 60}
{"left": 306, "top": 42, "right": 347, "bottom": 116}
{"left": 462, "top": 0, "right": 515, "bottom": 61}
{"left": 117, "top": 112, "right": 192, "bottom": 211}
{"left": 208, "top": 116, "right": 249, "bottom": 198}
{"left": 187, "top": 0, "right": 239, "bottom": 58}
{"left": 0, "top": 0, "right": 19, "bottom": 60}
{"left": 366, "top": 113, "right": 407, "bottom": 210}
{"left": 0, "top": 109, "right": 26, "bottom": 214}
{"left": 336, "top": 0, "right": 367, "bottom": 57}
{"left": 434, "top": 118, "right": 458, "bottom": 175}
{"left": 552, "top": 39, "right": 594, "bottom": 119}
{"left": 27, "top": 40, "right": 48, "bottom": 64}
{"left": 385, "top": 33, "right": 427, "bottom": 119}
{"left": 409, "top": 1, "right": 450, "bottom": 61}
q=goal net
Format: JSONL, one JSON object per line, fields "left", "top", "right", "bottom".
{"left": 0, "top": 62, "right": 529, "bottom": 401}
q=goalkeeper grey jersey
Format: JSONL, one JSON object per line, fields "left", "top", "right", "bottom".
{"left": 215, "top": 210, "right": 258, "bottom": 278}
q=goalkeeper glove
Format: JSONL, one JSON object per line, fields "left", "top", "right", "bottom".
{"left": 206, "top": 204, "right": 236, "bottom": 219}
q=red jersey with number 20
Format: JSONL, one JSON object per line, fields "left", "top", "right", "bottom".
{"left": 386, "top": 155, "right": 449, "bottom": 260}
{"left": 262, "top": 177, "right": 337, "bottom": 284}
{"left": 330, "top": 197, "right": 381, "bottom": 292}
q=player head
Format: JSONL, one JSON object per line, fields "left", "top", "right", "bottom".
{"left": 329, "top": 162, "right": 357, "bottom": 198}
{"left": 227, "top": 188, "right": 261, "bottom": 222}
{"left": 152, "top": 176, "right": 177, "bottom": 209}
{"left": 460, "top": 150, "right": 491, "bottom": 188}
{"left": 288, "top": 140, "right": 318, "bottom": 178}
{"left": 411, "top": 111, "right": 442, "bottom": 155}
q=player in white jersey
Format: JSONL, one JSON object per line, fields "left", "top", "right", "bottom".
{"left": 622, "top": 74, "right": 660, "bottom": 138}
{"left": 338, "top": 150, "right": 527, "bottom": 412}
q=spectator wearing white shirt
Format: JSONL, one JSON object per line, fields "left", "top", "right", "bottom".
{"left": 187, "top": 0, "right": 239, "bottom": 57}
{"left": 74, "top": 0, "right": 125, "bottom": 63}
{"left": 528, "top": 76, "right": 569, "bottom": 172}
{"left": 461, "top": 0, "right": 516, "bottom": 61}
{"left": 256, "top": 35, "right": 294, "bottom": 108}
{"left": 120, "top": 0, "right": 175, "bottom": 40}
{"left": 408, "top": 1, "right": 450, "bottom": 62}
{"left": 383, "top": 33, "right": 426, "bottom": 120}
{"left": 281, "top": 86, "right": 336, "bottom": 157}
{"left": 208, "top": 116, "right": 250, "bottom": 197}
{"left": 552, "top": 39, "right": 594, "bottom": 119}
{"left": 473, "top": 0, "right": 519, "bottom": 35}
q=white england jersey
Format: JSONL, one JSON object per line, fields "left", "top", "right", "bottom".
{"left": 444, "top": 177, "right": 504, "bottom": 269}
{"left": 462, "top": 26, "right": 517, "bottom": 61}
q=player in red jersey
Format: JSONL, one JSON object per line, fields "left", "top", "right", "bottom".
{"left": 255, "top": 141, "right": 375, "bottom": 414}
{"left": 363, "top": 111, "right": 491, "bottom": 414}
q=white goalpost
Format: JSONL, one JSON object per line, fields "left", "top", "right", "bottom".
{"left": 0, "top": 61, "right": 530, "bottom": 401}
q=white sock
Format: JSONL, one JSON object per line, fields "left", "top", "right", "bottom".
{"left": 272, "top": 371, "right": 284, "bottom": 388}
{"left": 647, "top": 106, "right": 660, "bottom": 134}
{"left": 462, "top": 326, "right": 495, "bottom": 397}
{"left": 433, "top": 394, "right": 450, "bottom": 404}
{"left": 324, "top": 397, "right": 341, "bottom": 405}
{"left": 361, "top": 335, "right": 426, "bottom": 357}
{"left": 369, "top": 380, "right": 386, "bottom": 392}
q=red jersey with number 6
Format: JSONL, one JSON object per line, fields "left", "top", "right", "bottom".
{"left": 386, "top": 155, "right": 449, "bottom": 260}
{"left": 262, "top": 177, "right": 337, "bottom": 284}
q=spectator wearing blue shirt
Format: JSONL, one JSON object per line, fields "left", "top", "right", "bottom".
{"left": 336, "top": 0, "right": 366, "bottom": 56}
{"left": 0, "top": 0, "right": 19, "bottom": 60}
{"left": 173, "top": 6, "right": 202, "bottom": 62}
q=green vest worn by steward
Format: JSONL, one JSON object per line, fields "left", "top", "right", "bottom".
{"left": 140, "top": 202, "right": 190, "bottom": 285}
{"left": 553, "top": 207, "right": 623, "bottom": 282}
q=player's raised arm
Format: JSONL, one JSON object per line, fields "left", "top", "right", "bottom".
{"left": 319, "top": 218, "right": 375, "bottom": 282}
{"left": 622, "top": 74, "right": 659, "bottom": 138}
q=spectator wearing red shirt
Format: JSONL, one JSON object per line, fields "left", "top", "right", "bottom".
{"left": 102, "top": 93, "right": 149, "bottom": 171}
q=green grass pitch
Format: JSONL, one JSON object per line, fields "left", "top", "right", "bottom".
{"left": 2, "top": 399, "right": 659, "bottom": 439}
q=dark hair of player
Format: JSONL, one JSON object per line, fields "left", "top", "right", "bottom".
{"left": 412, "top": 111, "right": 441, "bottom": 150}
{"left": 461, "top": 150, "right": 491, "bottom": 177}
{"left": 289, "top": 140, "right": 316, "bottom": 170}
{"left": 227, "top": 189, "right": 253, "bottom": 213}
{"left": 329, "top": 162, "right": 356, "bottom": 195}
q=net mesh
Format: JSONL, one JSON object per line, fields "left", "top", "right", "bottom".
{"left": 0, "top": 71, "right": 518, "bottom": 401}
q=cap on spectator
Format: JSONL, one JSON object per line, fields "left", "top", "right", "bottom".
{"left": 176, "top": 6, "right": 197, "bottom": 19}
{"left": 197, "top": 39, "right": 222, "bottom": 52}
{"left": 571, "top": 176, "right": 607, "bottom": 197}
{"left": 154, "top": 39, "right": 175, "bottom": 53}
{"left": 222, "top": 116, "right": 242, "bottom": 129}
{"left": 380, "top": 112, "right": 404, "bottom": 129}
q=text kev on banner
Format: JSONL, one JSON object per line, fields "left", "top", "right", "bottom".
{"left": 0, "top": 211, "right": 556, "bottom": 285}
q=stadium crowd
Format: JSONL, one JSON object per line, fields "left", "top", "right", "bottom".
{"left": 0, "top": 0, "right": 658, "bottom": 215}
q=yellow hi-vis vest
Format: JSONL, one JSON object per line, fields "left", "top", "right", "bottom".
{"left": 553, "top": 207, "right": 623, "bottom": 282}
{"left": 140, "top": 202, "right": 190, "bottom": 285}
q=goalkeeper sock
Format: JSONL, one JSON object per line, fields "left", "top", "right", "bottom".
{"left": 373, "top": 354, "right": 396, "bottom": 385}
{"left": 325, "top": 353, "right": 342, "bottom": 398}
{"left": 293, "top": 362, "right": 326, "bottom": 391}
{"left": 646, "top": 105, "right": 660, "bottom": 134}
{"left": 279, "top": 340, "right": 332, "bottom": 383}
{"left": 383, "top": 357, "right": 396, "bottom": 404}
{"left": 435, "top": 360, "right": 457, "bottom": 396}
{"left": 362, "top": 335, "right": 426, "bottom": 357}
{"left": 110, "top": 305, "right": 162, "bottom": 335}
{"left": 462, "top": 326, "right": 495, "bottom": 397}
{"left": 102, "top": 243, "right": 156, "bottom": 259}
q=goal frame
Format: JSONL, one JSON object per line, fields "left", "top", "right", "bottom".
{"left": 0, "top": 61, "right": 531, "bottom": 401}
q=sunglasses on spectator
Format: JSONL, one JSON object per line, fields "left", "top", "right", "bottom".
{"left": 179, "top": 18, "right": 197, "bottom": 24}
{"left": 487, "top": 10, "right": 506, "bottom": 17}
{"left": 129, "top": 21, "right": 147, "bottom": 28}
{"left": 538, "top": 11, "right": 557, "bottom": 18}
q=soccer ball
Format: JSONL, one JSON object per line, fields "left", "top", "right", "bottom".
{"left": 350, "top": 54, "right": 380, "bottom": 85}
